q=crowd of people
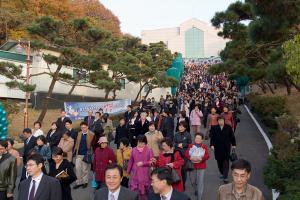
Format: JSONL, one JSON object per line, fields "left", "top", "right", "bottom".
{"left": 0, "top": 59, "right": 265, "bottom": 200}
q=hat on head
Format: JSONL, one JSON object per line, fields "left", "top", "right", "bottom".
{"left": 98, "top": 136, "right": 108, "bottom": 144}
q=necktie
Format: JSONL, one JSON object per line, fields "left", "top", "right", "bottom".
{"left": 29, "top": 180, "right": 36, "bottom": 200}
{"left": 88, "top": 117, "right": 91, "bottom": 127}
{"left": 161, "top": 195, "right": 167, "bottom": 200}
{"left": 110, "top": 194, "right": 115, "bottom": 200}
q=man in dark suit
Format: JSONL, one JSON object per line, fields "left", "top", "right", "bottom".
{"left": 148, "top": 168, "right": 191, "bottom": 200}
{"left": 210, "top": 116, "right": 236, "bottom": 183}
{"left": 22, "top": 128, "right": 37, "bottom": 165}
{"left": 56, "top": 110, "right": 71, "bottom": 132}
{"left": 84, "top": 110, "right": 95, "bottom": 130}
{"left": 91, "top": 112, "right": 104, "bottom": 134}
{"left": 124, "top": 105, "right": 133, "bottom": 124}
{"left": 64, "top": 119, "right": 78, "bottom": 141}
{"left": 94, "top": 164, "right": 138, "bottom": 200}
{"left": 18, "top": 154, "right": 62, "bottom": 200}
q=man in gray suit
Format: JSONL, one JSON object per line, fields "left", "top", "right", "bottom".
{"left": 94, "top": 164, "right": 138, "bottom": 200}
{"left": 18, "top": 154, "right": 62, "bottom": 200}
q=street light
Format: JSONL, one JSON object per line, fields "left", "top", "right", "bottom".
{"left": 17, "top": 40, "right": 31, "bottom": 128}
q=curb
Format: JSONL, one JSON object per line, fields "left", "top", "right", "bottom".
{"left": 244, "top": 105, "right": 279, "bottom": 200}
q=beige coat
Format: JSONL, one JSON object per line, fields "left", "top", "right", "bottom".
{"left": 58, "top": 137, "right": 74, "bottom": 162}
{"left": 217, "top": 183, "right": 264, "bottom": 200}
{"left": 145, "top": 130, "right": 163, "bottom": 157}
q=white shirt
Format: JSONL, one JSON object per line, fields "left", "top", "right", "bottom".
{"left": 28, "top": 172, "right": 43, "bottom": 199}
{"left": 108, "top": 186, "right": 121, "bottom": 200}
{"left": 161, "top": 187, "right": 173, "bottom": 200}
{"left": 32, "top": 129, "right": 44, "bottom": 137}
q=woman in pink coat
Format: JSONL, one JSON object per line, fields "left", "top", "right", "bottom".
{"left": 190, "top": 105, "right": 203, "bottom": 135}
{"left": 127, "top": 135, "right": 154, "bottom": 200}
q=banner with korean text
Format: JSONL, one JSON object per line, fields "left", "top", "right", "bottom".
{"left": 64, "top": 99, "right": 131, "bottom": 121}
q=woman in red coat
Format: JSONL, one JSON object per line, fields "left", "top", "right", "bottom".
{"left": 185, "top": 132, "right": 209, "bottom": 200}
{"left": 93, "top": 136, "right": 116, "bottom": 189}
{"left": 155, "top": 137, "right": 184, "bottom": 192}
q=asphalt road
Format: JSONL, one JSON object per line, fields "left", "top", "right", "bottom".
{"left": 14, "top": 106, "right": 272, "bottom": 200}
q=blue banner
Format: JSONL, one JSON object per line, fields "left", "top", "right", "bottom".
{"left": 64, "top": 99, "right": 131, "bottom": 121}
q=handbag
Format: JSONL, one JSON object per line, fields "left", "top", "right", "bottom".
{"left": 83, "top": 151, "right": 93, "bottom": 164}
{"left": 183, "top": 159, "right": 194, "bottom": 171}
{"left": 169, "top": 153, "right": 181, "bottom": 183}
{"left": 229, "top": 148, "right": 238, "bottom": 162}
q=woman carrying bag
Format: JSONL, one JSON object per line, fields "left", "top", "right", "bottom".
{"left": 185, "top": 133, "right": 209, "bottom": 200}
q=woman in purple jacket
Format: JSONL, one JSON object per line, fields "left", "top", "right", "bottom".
{"left": 127, "top": 135, "right": 154, "bottom": 200}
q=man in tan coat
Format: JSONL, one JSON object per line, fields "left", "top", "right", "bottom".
{"left": 73, "top": 121, "right": 94, "bottom": 189}
{"left": 217, "top": 159, "right": 264, "bottom": 200}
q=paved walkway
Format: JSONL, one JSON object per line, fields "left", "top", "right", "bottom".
{"left": 14, "top": 106, "right": 272, "bottom": 200}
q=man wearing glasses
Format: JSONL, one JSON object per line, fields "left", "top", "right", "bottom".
{"left": 18, "top": 154, "right": 62, "bottom": 200}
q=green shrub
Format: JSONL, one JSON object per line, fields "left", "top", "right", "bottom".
{"left": 247, "top": 95, "right": 287, "bottom": 118}
{"left": 247, "top": 94, "right": 287, "bottom": 132}
{"left": 264, "top": 133, "right": 300, "bottom": 199}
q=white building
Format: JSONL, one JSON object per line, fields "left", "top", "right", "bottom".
{"left": 0, "top": 41, "right": 168, "bottom": 105}
{"left": 142, "top": 18, "right": 228, "bottom": 58}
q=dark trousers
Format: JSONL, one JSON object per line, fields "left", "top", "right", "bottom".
{"left": 217, "top": 159, "right": 229, "bottom": 179}
{"left": 181, "top": 167, "right": 187, "bottom": 190}
{"left": 0, "top": 191, "right": 7, "bottom": 200}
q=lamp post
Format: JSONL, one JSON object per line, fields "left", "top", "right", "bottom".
{"left": 16, "top": 40, "right": 31, "bottom": 128}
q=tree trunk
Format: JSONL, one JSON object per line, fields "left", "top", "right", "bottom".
{"left": 258, "top": 81, "right": 267, "bottom": 94}
{"left": 65, "top": 79, "right": 79, "bottom": 100}
{"left": 133, "top": 82, "right": 147, "bottom": 104}
{"left": 37, "top": 65, "right": 62, "bottom": 122}
{"left": 104, "top": 89, "right": 110, "bottom": 100}
{"left": 112, "top": 89, "right": 117, "bottom": 100}
{"left": 289, "top": 77, "right": 300, "bottom": 92}
{"left": 145, "top": 86, "right": 155, "bottom": 99}
{"left": 284, "top": 77, "right": 292, "bottom": 95}
{"left": 265, "top": 81, "right": 275, "bottom": 94}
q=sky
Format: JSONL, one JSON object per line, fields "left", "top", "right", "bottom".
{"left": 100, "top": 0, "right": 238, "bottom": 37}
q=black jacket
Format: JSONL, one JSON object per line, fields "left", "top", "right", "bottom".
{"left": 0, "top": 153, "right": 17, "bottom": 194}
{"left": 174, "top": 131, "right": 192, "bottom": 156}
{"left": 56, "top": 117, "right": 71, "bottom": 132}
{"left": 91, "top": 119, "right": 104, "bottom": 135}
{"left": 114, "top": 125, "right": 129, "bottom": 146}
{"left": 46, "top": 129, "right": 62, "bottom": 150}
{"left": 49, "top": 159, "right": 77, "bottom": 200}
{"left": 18, "top": 174, "right": 62, "bottom": 200}
{"left": 23, "top": 136, "right": 37, "bottom": 164}
{"left": 135, "top": 120, "right": 149, "bottom": 136}
{"left": 148, "top": 190, "right": 191, "bottom": 200}
{"left": 210, "top": 124, "right": 236, "bottom": 160}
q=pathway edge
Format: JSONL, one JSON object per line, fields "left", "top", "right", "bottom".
{"left": 244, "top": 105, "right": 279, "bottom": 200}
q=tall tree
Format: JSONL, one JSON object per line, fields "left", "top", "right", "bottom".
{"left": 210, "top": 0, "right": 300, "bottom": 94}
{"left": 27, "top": 16, "right": 112, "bottom": 122}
